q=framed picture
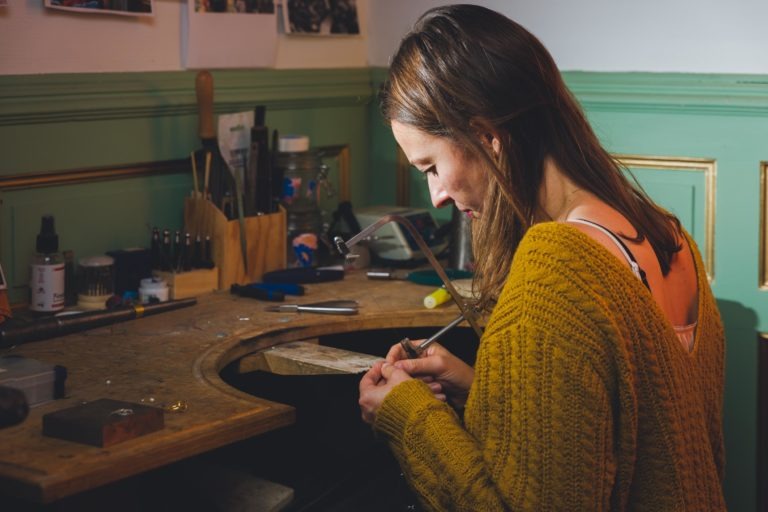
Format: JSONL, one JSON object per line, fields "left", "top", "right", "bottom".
{"left": 283, "top": 0, "right": 359, "bottom": 35}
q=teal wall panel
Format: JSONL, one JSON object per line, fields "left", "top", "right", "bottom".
{"left": 570, "top": 73, "right": 768, "bottom": 512}
{"left": 621, "top": 163, "right": 712, "bottom": 277}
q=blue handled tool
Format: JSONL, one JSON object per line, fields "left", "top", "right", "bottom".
{"left": 262, "top": 267, "right": 344, "bottom": 284}
{"left": 244, "top": 282, "right": 305, "bottom": 296}
{"left": 230, "top": 284, "right": 284, "bottom": 302}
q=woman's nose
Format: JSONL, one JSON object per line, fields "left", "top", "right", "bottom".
{"left": 428, "top": 175, "right": 451, "bottom": 209}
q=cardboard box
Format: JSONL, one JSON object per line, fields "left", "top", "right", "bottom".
{"left": 42, "top": 399, "right": 164, "bottom": 447}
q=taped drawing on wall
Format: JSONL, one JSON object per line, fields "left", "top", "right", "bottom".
{"left": 184, "top": 0, "right": 278, "bottom": 68}
{"left": 45, "top": 0, "right": 154, "bottom": 17}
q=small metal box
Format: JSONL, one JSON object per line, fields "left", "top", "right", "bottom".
{"left": 354, "top": 206, "right": 448, "bottom": 261}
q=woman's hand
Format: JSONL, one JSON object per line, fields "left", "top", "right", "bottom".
{"left": 358, "top": 361, "right": 413, "bottom": 424}
{"left": 386, "top": 342, "right": 474, "bottom": 408}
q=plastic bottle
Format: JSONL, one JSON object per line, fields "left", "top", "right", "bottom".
{"left": 29, "top": 215, "right": 65, "bottom": 314}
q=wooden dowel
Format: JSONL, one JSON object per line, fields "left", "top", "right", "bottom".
{"left": 190, "top": 151, "right": 200, "bottom": 198}
{"left": 204, "top": 151, "right": 212, "bottom": 199}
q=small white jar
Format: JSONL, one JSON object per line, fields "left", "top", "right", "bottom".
{"left": 138, "top": 277, "right": 169, "bottom": 304}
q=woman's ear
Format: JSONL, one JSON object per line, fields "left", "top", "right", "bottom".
{"left": 470, "top": 118, "right": 502, "bottom": 157}
{"left": 490, "top": 135, "right": 501, "bottom": 157}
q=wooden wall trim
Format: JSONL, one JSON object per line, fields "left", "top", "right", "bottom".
{"left": 0, "top": 159, "right": 188, "bottom": 191}
{"left": 0, "top": 68, "right": 375, "bottom": 127}
{"left": 371, "top": 67, "right": 768, "bottom": 116}
{"left": 563, "top": 71, "right": 768, "bottom": 116}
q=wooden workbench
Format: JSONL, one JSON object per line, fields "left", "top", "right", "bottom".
{"left": 0, "top": 272, "right": 467, "bottom": 505}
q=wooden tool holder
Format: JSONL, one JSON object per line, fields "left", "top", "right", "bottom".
{"left": 154, "top": 267, "right": 218, "bottom": 300}
{"left": 183, "top": 197, "right": 287, "bottom": 290}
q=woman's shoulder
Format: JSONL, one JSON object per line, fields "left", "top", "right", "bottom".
{"left": 508, "top": 221, "right": 643, "bottom": 294}
{"left": 504, "top": 222, "right": 610, "bottom": 291}
{"left": 517, "top": 222, "right": 600, "bottom": 259}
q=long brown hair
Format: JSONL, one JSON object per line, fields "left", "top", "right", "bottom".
{"left": 380, "top": 4, "right": 681, "bottom": 311}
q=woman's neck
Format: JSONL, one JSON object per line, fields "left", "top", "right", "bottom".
{"left": 537, "top": 158, "right": 589, "bottom": 222}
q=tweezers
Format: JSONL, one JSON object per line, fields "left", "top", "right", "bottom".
{"left": 264, "top": 300, "right": 359, "bottom": 315}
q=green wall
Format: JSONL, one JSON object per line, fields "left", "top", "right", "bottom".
{"left": 0, "top": 69, "right": 374, "bottom": 303}
{"left": 2, "top": 68, "right": 766, "bottom": 510}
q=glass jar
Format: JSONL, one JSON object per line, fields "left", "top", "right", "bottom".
{"left": 276, "top": 135, "right": 330, "bottom": 267}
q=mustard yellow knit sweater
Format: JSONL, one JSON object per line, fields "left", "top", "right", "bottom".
{"left": 375, "top": 222, "right": 726, "bottom": 511}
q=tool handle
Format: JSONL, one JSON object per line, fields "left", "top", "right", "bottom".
{"left": 230, "top": 284, "right": 284, "bottom": 302}
{"left": 195, "top": 70, "right": 215, "bottom": 140}
{"left": 0, "top": 299, "right": 197, "bottom": 347}
{"left": 424, "top": 287, "right": 452, "bottom": 309}
{"left": 245, "top": 282, "right": 305, "bottom": 296}
{"left": 296, "top": 305, "right": 357, "bottom": 315}
{"left": 262, "top": 268, "right": 345, "bottom": 284}
{"left": 399, "top": 313, "right": 466, "bottom": 359}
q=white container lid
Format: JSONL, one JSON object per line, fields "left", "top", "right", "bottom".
{"left": 278, "top": 134, "right": 310, "bottom": 153}
{"left": 78, "top": 255, "right": 114, "bottom": 267}
{"left": 139, "top": 277, "right": 167, "bottom": 289}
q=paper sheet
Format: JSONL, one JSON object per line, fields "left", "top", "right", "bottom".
{"left": 184, "top": 0, "right": 278, "bottom": 69}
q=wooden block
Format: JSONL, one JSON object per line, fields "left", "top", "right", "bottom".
{"left": 184, "top": 198, "right": 287, "bottom": 290}
{"left": 238, "top": 341, "right": 381, "bottom": 376}
{"left": 42, "top": 399, "right": 164, "bottom": 447}
{"left": 154, "top": 267, "right": 218, "bottom": 300}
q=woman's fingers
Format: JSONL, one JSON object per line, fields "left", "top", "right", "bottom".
{"left": 394, "top": 354, "right": 444, "bottom": 377}
{"left": 427, "top": 381, "right": 442, "bottom": 394}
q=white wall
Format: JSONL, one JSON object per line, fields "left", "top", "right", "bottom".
{"left": 0, "top": 0, "right": 369, "bottom": 75}
{"left": 1, "top": 0, "right": 767, "bottom": 75}
{"left": 368, "top": 0, "right": 768, "bottom": 74}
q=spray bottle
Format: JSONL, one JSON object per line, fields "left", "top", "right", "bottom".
{"left": 29, "top": 215, "right": 65, "bottom": 314}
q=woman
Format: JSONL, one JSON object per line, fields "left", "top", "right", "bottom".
{"left": 358, "top": 4, "right": 725, "bottom": 511}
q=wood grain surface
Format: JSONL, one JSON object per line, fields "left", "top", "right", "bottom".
{"left": 0, "top": 272, "right": 468, "bottom": 504}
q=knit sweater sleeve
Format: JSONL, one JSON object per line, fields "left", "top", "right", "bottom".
{"left": 374, "top": 224, "right": 624, "bottom": 511}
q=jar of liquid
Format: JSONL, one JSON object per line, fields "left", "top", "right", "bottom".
{"left": 276, "top": 135, "right": 331, "bottom": 267}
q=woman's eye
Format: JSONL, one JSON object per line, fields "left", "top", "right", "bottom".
{"left": 412, "top": 165, "right": 436, "bottom": 181}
